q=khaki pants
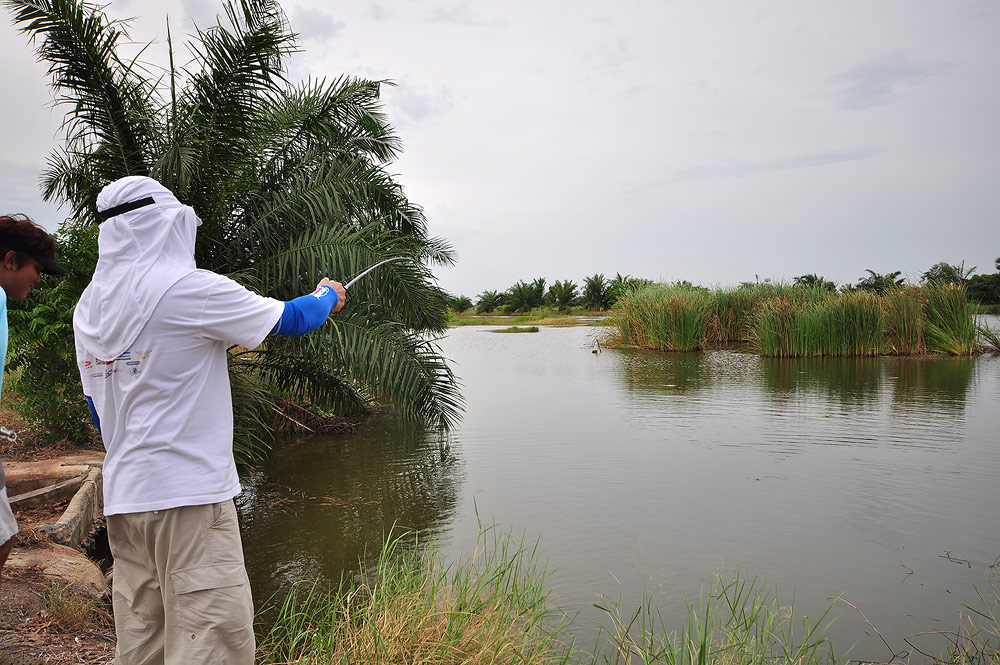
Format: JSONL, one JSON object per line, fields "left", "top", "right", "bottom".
{"left": 107, "top": 501, "right": 255, "bottom": 665}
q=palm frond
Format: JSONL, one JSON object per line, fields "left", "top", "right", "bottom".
{"left": 174, "top": 0, "right": 295, "bottom": 197}
{"left": 228, "top": 354, "right": 277, "bottom": 468}
{"left": 6, "top": 0, "right": 156, "bottom": 184}
{"left": 250, "top": 223, "right": 449, "bottom": 331}
{"left": 235, "top": 347, "right": 370, "bottom": 416}
{"left": 320, "top": 314, "right": 463, "bottom": 431}
{"left": 257, "top": 77, "right": 402, "bottom": 169}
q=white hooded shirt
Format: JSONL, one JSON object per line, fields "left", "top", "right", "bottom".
{"left": 74, "top": 177, "right": 284, "bottom": 515}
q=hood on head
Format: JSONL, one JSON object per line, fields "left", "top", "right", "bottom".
{"left": 74, "top": 176, "right": 201, "bottom": 360}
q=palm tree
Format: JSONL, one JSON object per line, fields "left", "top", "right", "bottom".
{"left": 545, "top": 279, "right": 578, "bottom": 310}
{"left": 793, "top": 274, "right": 837, "bottom": 291}
{"left": 505, "top": 280, "right": 539, "bottom": 312}
{"left": 855, "top": 270, "right": 905, "bottom": 294}
{"left": 921, "top": 261, "right": 976, "bottom": 285}
{"left": 475, "top": 290, "right": 503, "bottom": 314}
{"left": 607, "top": 273, "right": 651, "bottom": 306}
{"left": 582, "top": 274, "right": 610, "bottom": 310}
{"left": 7, "top": 0, "right": 462, "bottom": 457}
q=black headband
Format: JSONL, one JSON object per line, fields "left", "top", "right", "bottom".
{"left": 96, "top": 196, "right": 156, "bottom": 223}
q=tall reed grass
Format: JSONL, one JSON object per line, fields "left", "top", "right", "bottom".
{"left": 823, "top": 291, "right": 884, "bottom": 356}
{"left": 979, "top": 324, "right": 1000, "bottom": 354}
{"left": 883, "top": 288, "right": 924, "bottom": 355}
{"left": 606, "top": 283, "right": 979, "bottom": 357}
{"left": 922, "top": 282, "right": 977, "bottom": 355}
{"left": 605, "top": 285, "right": 712, "bottom": 351}
{"left": 710, "top": 284, "right": 830, "bottom": 343}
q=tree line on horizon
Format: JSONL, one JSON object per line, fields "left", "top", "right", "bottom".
{"left": 449, "top": 258, "right": 1000, "bottom": 314}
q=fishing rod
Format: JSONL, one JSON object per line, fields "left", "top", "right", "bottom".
{"left": 343, "top": 256, "right": 409, "bottom": 289}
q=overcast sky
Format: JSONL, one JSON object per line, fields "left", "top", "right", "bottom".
{"left": 2, "top": 1, "right": 998, "bottom": 296}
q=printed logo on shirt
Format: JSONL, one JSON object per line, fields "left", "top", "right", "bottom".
{"left": 85, "top": 350, "right": 152, "bottom": 381}
{"left": 311, "top": 285, "right": 331, "bottom": 299}
{"left": 120, "top": 350, "right": 151, "bottom": 378}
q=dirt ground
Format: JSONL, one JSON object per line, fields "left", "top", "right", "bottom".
{"left": 0, "top": 567, "right": 114, "bottom": 665}
{"left": 1, "top": 406, "right": 115, "bottom": 665}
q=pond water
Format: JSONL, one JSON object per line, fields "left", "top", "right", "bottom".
{"left": 241, "top": 323, "right": 1000, "bottom": 661}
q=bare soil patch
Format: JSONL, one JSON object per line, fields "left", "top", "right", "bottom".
{"left": 2, "top": 405, "right": 113, "bottom": 664}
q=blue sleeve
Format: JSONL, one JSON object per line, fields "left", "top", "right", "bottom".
{"left": 85, "top": 395, "right": 101, "bottom": 435}
{"left": 271, "top": 285, "right": 339, "bottom": 337}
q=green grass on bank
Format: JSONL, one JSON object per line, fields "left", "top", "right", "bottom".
{"left": 972, "top": 303, "right": 1000, "bottom": 315}
{"left": 448, "top": 307, "right": 605, "bottom": 328}
{"left": 256, "top": 526, "right": 570, "bottom": 665}
{"left": 256, "top": 527, "right": 1000, "bottom": 665}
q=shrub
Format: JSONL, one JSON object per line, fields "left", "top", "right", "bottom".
{"left": 7, "top": 225, "right": 99, "bottom": 444}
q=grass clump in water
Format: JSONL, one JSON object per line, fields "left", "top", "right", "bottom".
{"left": 493, "top": 326, "right": 540, "bottom": 333}
{"left": 883, "top": 287, "right": 925, "bottom": 355}
{"left": 592, "top": 573, "right": 841, "bottom": 665}
{"left": 606, "top": 285, "right": 712, "bottom": 351}
{"left": 979, "top": 324, "right": 1000, "bottom": 354}
{"left": 607, "top": 282, "right": 980, "bottom": 357}
{"left": 749, "top": 298, "right": 827, "bottom": 357}
{"left": 922, "top": 282, "right": 977, "bottom": 355}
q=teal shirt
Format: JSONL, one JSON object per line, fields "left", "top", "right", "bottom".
{"left": 0, "top": 285, "right": 7, "bottom": 403}
{"left": 1, "top": 285, "right": 7, "bottom": 488}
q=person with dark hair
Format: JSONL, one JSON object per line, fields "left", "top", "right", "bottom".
{"left": 74, "top": 176, "right": 345, "bottom": 664}
{"left": 0, "top": 214, "right": 67, "bottom": 583}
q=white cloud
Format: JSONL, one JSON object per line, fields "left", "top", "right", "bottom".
{"left": 832, "top": 51, "right": 951, "bottom": 110}
{"left": 291, "top": 6, "right": 345, "bottom": 41}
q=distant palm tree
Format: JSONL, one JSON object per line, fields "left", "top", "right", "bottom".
{"left": 449, "top": 295, "right": 473, "bottom": 313}
{"left": 546, "top": 279, "right": 578, "bottom": 310}
{"left": 7, "top": 0, "right": 462, "bottom": 456}
{"left": 855, "top": 270, "right": 905, "bottom": 294}
{"left": 793, "top": 274, "right": 837, "bottom": 291}
{"left": 475, "top": 290, "right": 503, "bottom": 314}
{"left": 506, "top": 279, "right": 545, "bottom": 312}
{"left": 582, "top": 274, "right": 610, "bottom": 310}
{"left": 608, "top": 273, "right": 651, "bottom": 306}
{"left": 921, "top": 261, "right": 976, "bottom": 285}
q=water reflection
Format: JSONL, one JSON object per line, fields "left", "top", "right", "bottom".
{"left": 617, "top": 349, "right": 715, "bottom": 394}
{"left": 616, "top": 346, "right": 976, "bottom": 414}
{"left": 889, "top": 356, "right": 975, "bottom": 410}
{"left": 239, "top": 413, "right": 462, "bottom": 607}
{"left": 762, "top": 356, "right": 884, "bottom": 408}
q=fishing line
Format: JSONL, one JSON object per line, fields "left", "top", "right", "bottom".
{"left": 343, "top": 257, "right": 409, "bottom": 289}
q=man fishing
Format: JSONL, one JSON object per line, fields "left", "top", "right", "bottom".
{"left": 0, "top": 215, "right": 67, "bottom": 584}
{"left": 74, "top": 176, "right": 345, "bottom": 664}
